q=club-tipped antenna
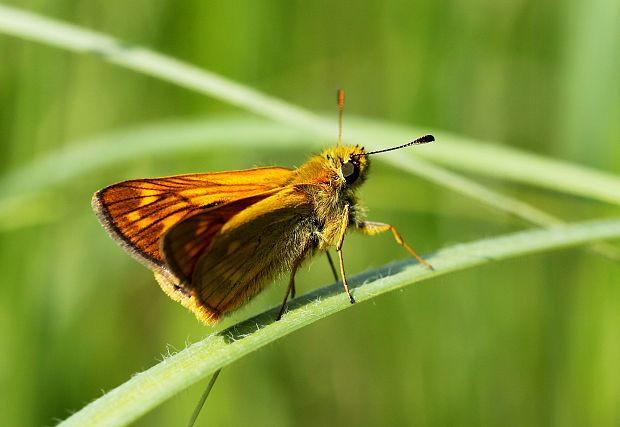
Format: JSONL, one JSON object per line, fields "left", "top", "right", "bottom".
{"left": 337, "top": 89, "right": 345, "bottom": 146}
{"left": 353, "top": 134, "right": 435, "bottom": 157}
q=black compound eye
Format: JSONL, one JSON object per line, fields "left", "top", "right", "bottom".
{"left": 341, "top": 160, "right": 360, "bottom": 184}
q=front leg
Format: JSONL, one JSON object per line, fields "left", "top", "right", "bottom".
{"left": 357, "top": 221, "right": 434, "bottom": 270}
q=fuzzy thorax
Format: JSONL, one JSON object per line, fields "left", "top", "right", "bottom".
{"left": 286, "top": 144, "right": 371, "bottom": 250}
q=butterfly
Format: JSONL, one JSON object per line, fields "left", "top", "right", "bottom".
{"left": 92, "top": 90, "right": 434, "bottom": 324}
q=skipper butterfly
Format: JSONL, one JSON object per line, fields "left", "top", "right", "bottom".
{"left": 92, "top": 90, "right": 434, "bottom": 323}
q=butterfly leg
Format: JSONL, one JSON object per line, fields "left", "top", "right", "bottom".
{"left": 325, "top": 251, "right": 339, "bottom": 282}
{"left": 276, "top": 259, "right": 302, "bottom": 321}
{"left": 358, "top": 221, "right": 434, "bottom": 270}
{"left": 336, "top": 204, "right": 355, "bottom": 304}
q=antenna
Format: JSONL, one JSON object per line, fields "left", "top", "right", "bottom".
{"left": 353, "top": 134, "right": 435, "bottom": 157}
{"left": 337, "top": 89, "right": 345, "bottom": 146}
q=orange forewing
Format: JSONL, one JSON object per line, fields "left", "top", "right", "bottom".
{"left": 92, "top": 167, "right": 293, "bottom": 269}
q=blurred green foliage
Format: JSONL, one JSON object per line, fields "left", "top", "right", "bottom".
{"left": 0, "top": 1, "right": 619, "bottom": 426}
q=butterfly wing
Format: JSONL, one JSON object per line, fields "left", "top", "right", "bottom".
{"left": 161, "top": 192, "right": 276, "bottom": 283}
{"left": 161, "top": 186, "right": 317, "bottom": 323}
{"left": 92, "top": 167, "right": 293, "bottom": 270}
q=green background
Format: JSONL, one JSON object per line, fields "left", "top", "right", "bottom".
{"left": 1, "top": 1, "right": 620, "bottom": 426}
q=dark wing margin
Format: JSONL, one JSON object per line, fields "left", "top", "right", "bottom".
{"left": 92, "top": 182, "right": 210, "bottom": 269}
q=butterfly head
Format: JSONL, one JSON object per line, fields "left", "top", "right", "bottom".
{"left": 322, "top": 144, "right": 370, "bottom": 188}
{"left": 319, "top": 133, "right": 435, "bottom": 189}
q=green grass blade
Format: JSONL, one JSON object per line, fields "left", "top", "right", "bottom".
{"left": 2, "top": 5, "right": 619, "bottom": 216}
{"left": 3, "top": 114, "right": 619, "bottom": 215}
{"left": 1, "top": 112, "right": 618, "bottom": 259}
{"left": 0, "top": 114, "right": 585, "bottom": 229}
{"left": 56, "top": 217, "right": 620, "bottom": 427}
{"left": 348, "top": 118, "right": 620, "bottom": 206}
{"left": 0, "top": 5, "right": 329, "bottom": 133}
{"left": 0, "top": 115, "right": 556, "bottom": 231}
{"left": 0, "top": 117, "right": 315, "bottom": 198}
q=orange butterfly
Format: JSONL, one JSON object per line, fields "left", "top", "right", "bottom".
{"left": 92, "top": 90, "right": 434, "bottom": 324}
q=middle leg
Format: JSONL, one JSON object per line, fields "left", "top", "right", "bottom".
{"left": 325, "top": 251, "right": 339, "bottom": 282}
{"left": 336, "top": 204, "right": 355, "bottom": 304}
